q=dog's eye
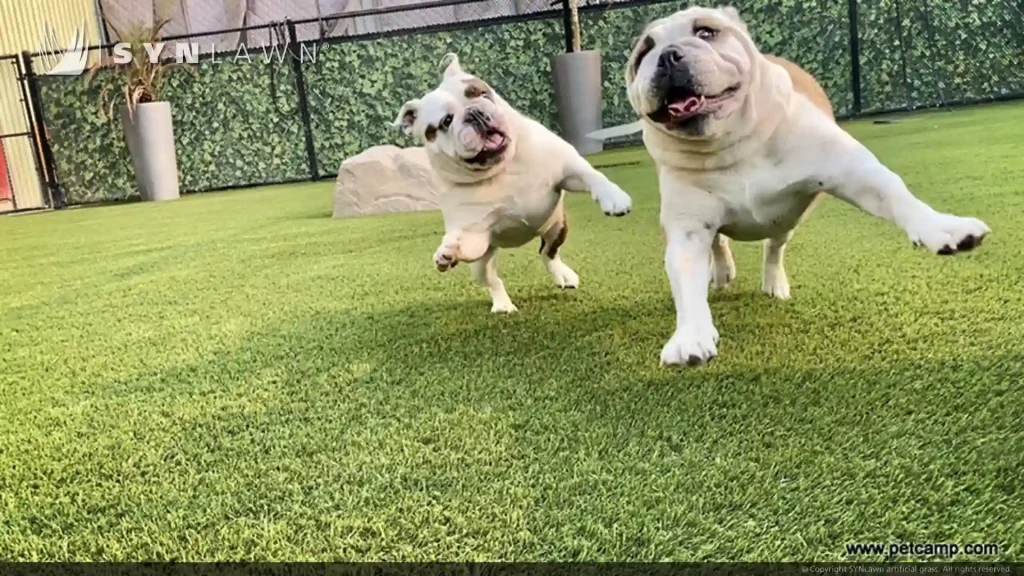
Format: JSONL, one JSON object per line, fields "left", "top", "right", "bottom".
{"left": 439, "top": 114, "right": 454, "bottom": 131}
{"left": 695, "top": 26, "right": 718, "bottom": 41}
{"left": 424, "top": 125, "right": 437, "bottom": 142}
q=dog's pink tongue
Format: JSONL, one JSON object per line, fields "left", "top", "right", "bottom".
{"left": 668, "top": 96, "right": 705, "bottom": 119}
{"left": 481, "top": 132, "right": 505, "bottom": 151}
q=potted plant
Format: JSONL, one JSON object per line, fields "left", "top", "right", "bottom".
{"left": 550, "top": 0, "right": 603, "bottom": 155}
{"left": 88, "top": 19, "right": 182, "bottom": 202}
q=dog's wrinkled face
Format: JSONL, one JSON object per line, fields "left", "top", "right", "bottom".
{"left": 626, "top": 6, "right": 756, "bottom": 139}
{"left": 394, "top": 55, "right": 514, "bottom": 178}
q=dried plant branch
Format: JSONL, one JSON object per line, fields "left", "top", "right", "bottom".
{"left": 85, "top": 17, "right": 193, "bottom": 121}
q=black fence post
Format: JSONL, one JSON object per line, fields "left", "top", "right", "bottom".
{"left": 560, "top": 0, "right": 574, "bottom": 53}
{"left": 847, "top": 0, "right": 863, "bottom": 114}
{"left": 286, "top": 19, "right": 321, "bottom": 180}
{"left": 14, "top": 55, "right": 46, "bottom": 207}
{"left": 20, "top": 51, "right": 64, "bottom": 209}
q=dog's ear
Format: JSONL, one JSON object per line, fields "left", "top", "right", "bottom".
{"left": 720, "top": 6, "right": 748, "bottom": 32}
{"left": 393, "top": 99, "right": 420, "bottom": 136}
{"left": 625, "top": 28, "right": 656, "bottom": 84}
{"left": 441, "top": 53, "right": 464, "bottom": 78}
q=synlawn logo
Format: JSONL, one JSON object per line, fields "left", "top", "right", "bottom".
{"left": 38, "top": 22, "right": 318, "bottom": 77}
{"left": 39, "top": 22, "right": 89, "bottom": 76}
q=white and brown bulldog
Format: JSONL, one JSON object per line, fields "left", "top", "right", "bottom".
{"left": 624, "top": 6, "right": 990, "bottom": 366}
{"left": 394, "top": 54, "right": 632, "bottom": 313}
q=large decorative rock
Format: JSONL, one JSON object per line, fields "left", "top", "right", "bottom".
{"left": 333, "top": 145, "right": 440, "bottom": 218}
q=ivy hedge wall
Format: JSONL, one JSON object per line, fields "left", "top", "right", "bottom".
{"left": 302, "top": 16, "right": 565, "bottom": 182}
{"left": 857, "top": 0, "right": 1024, "bottom": 112}
{"left": 41, "top": 59, "right": 309, "bottom": 204}
{"left": 37, "top": 0, "right": 1024, "bottom": 205}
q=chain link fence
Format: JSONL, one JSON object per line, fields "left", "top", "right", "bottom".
{"left": 856, "top": 0, "right": 1024, "bottom": 114}
{"left": 7, "top": 0, "right": 1024, "bottom": 207}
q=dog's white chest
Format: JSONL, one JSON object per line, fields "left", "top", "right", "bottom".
{"left": 489, "top": 171, "right": 563, "bottom": 247}
{"left": 725, "top": 173, "right": 820, "bottom": 240}
{"left": 666, "top": 159, "right": 821, "bottom": 241}
{"left": 442, "top": 169, "right": 561, "bottom": 248}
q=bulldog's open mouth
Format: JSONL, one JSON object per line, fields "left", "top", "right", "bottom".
{"left": 650, "top": 84, "right": 741, "bottom": 124}
{"left": 466, "top": 127, "right": 509, "bottom": 166}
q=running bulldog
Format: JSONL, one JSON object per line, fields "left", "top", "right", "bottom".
{"left": 624, "top": 6, "right": 990, "bottom": 366}
{"left": 394, "top": 55, "right": 632, "bottom": 313}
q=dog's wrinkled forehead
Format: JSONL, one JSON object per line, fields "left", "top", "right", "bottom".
{"left": 645, "top": 6, "right": 746, "bottom": 42}
{"left": 438, "top": 55, "right": 495, "bottom": 104}
{"left": 393, "top": 54, "right": 500, "bottom": 141}
{"left": 627, "top": 5, "right": 750, "bottom": 86}
{"left": 415, "top": 90, "right": 454, "bottom": 125}
{"left": 420, "top": 57, "right": 494, "bottom": 119}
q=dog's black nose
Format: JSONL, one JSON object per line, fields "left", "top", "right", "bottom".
{"left": 465, "top": 107, "right": 489, "bottom": 128}
{"left": 658, "top": 46, "right": 684, "bottom": 69}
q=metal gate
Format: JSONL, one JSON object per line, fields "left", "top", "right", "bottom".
{"left": 0, "top": 53, "right": 49, "bottom": 213}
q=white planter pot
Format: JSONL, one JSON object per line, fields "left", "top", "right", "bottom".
{"left": 550, "top": 50, "right": 604, "bottom": 155}
{"left": 120, "top": 101, "right": 180, "bottom": 202}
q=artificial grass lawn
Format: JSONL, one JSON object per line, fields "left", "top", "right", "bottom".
{"left": 1, "top": 103, "right": 1023, "bottom": 561}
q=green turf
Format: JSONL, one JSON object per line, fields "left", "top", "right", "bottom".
{"left": 1, "top": 103, "right": 1023, "bottom": 562}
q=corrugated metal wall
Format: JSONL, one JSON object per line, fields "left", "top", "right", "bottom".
{"left": 0, "top": 56, "right": 36, "bottom": 212}
{"left": 0, "top": 0, "right": 101, "bottom": 211}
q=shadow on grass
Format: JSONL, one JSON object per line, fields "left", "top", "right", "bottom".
{"left": 92, "top": 291, "right": 1024, "bottom": 434}
{"left": 43, "top": 293, "right": 1023, "bottom": 559}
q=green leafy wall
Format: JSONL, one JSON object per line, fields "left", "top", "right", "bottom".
{"left": 857, "top": 0, "right": 1024, "bottom": 112}
{"left": 40, "top": 72, "right": 135, "bottom": 205}
{"left": 303, "top": 17, "right": 564, "bottom": 176}
{"left": 41, "top": 58, "right": 309, "bottom": 204}
{"left": 36, "top": 0, "right": 1024, "bottom": 204}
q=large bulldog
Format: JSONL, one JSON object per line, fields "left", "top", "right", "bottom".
{"left": 624, "top": 6, "right": 990, "bottom": 366}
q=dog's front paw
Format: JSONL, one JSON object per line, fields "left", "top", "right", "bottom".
{"left": 660, "top": 325, "right": 719, "bottom": 367}
{"left": 433, "top": 243, "right": 459, "bottom": 272}
{"left": 910, "top": 213, "right": 990, "bottom": 255}
{"left": 593, "top": 184, "right": 632, "bottom": 217}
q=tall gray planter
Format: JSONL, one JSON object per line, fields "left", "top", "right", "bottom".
{"left": 550, "top": 50, "right": 603, "bottom": 155}
{"left": 120, "top": 102, "right": 180, "bottom": 202}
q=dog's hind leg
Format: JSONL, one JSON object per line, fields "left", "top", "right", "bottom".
{"left": 710, "top": 233, "right": 736, "bottom": 289}
{"left": 538, "top": 216, "right": 580, "bottom": 289}
{"left": 762, "top": 231, "right": 793, "bottom": 300}
{"left": 470, "top": 248, "right": 518, "bottom": 314}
